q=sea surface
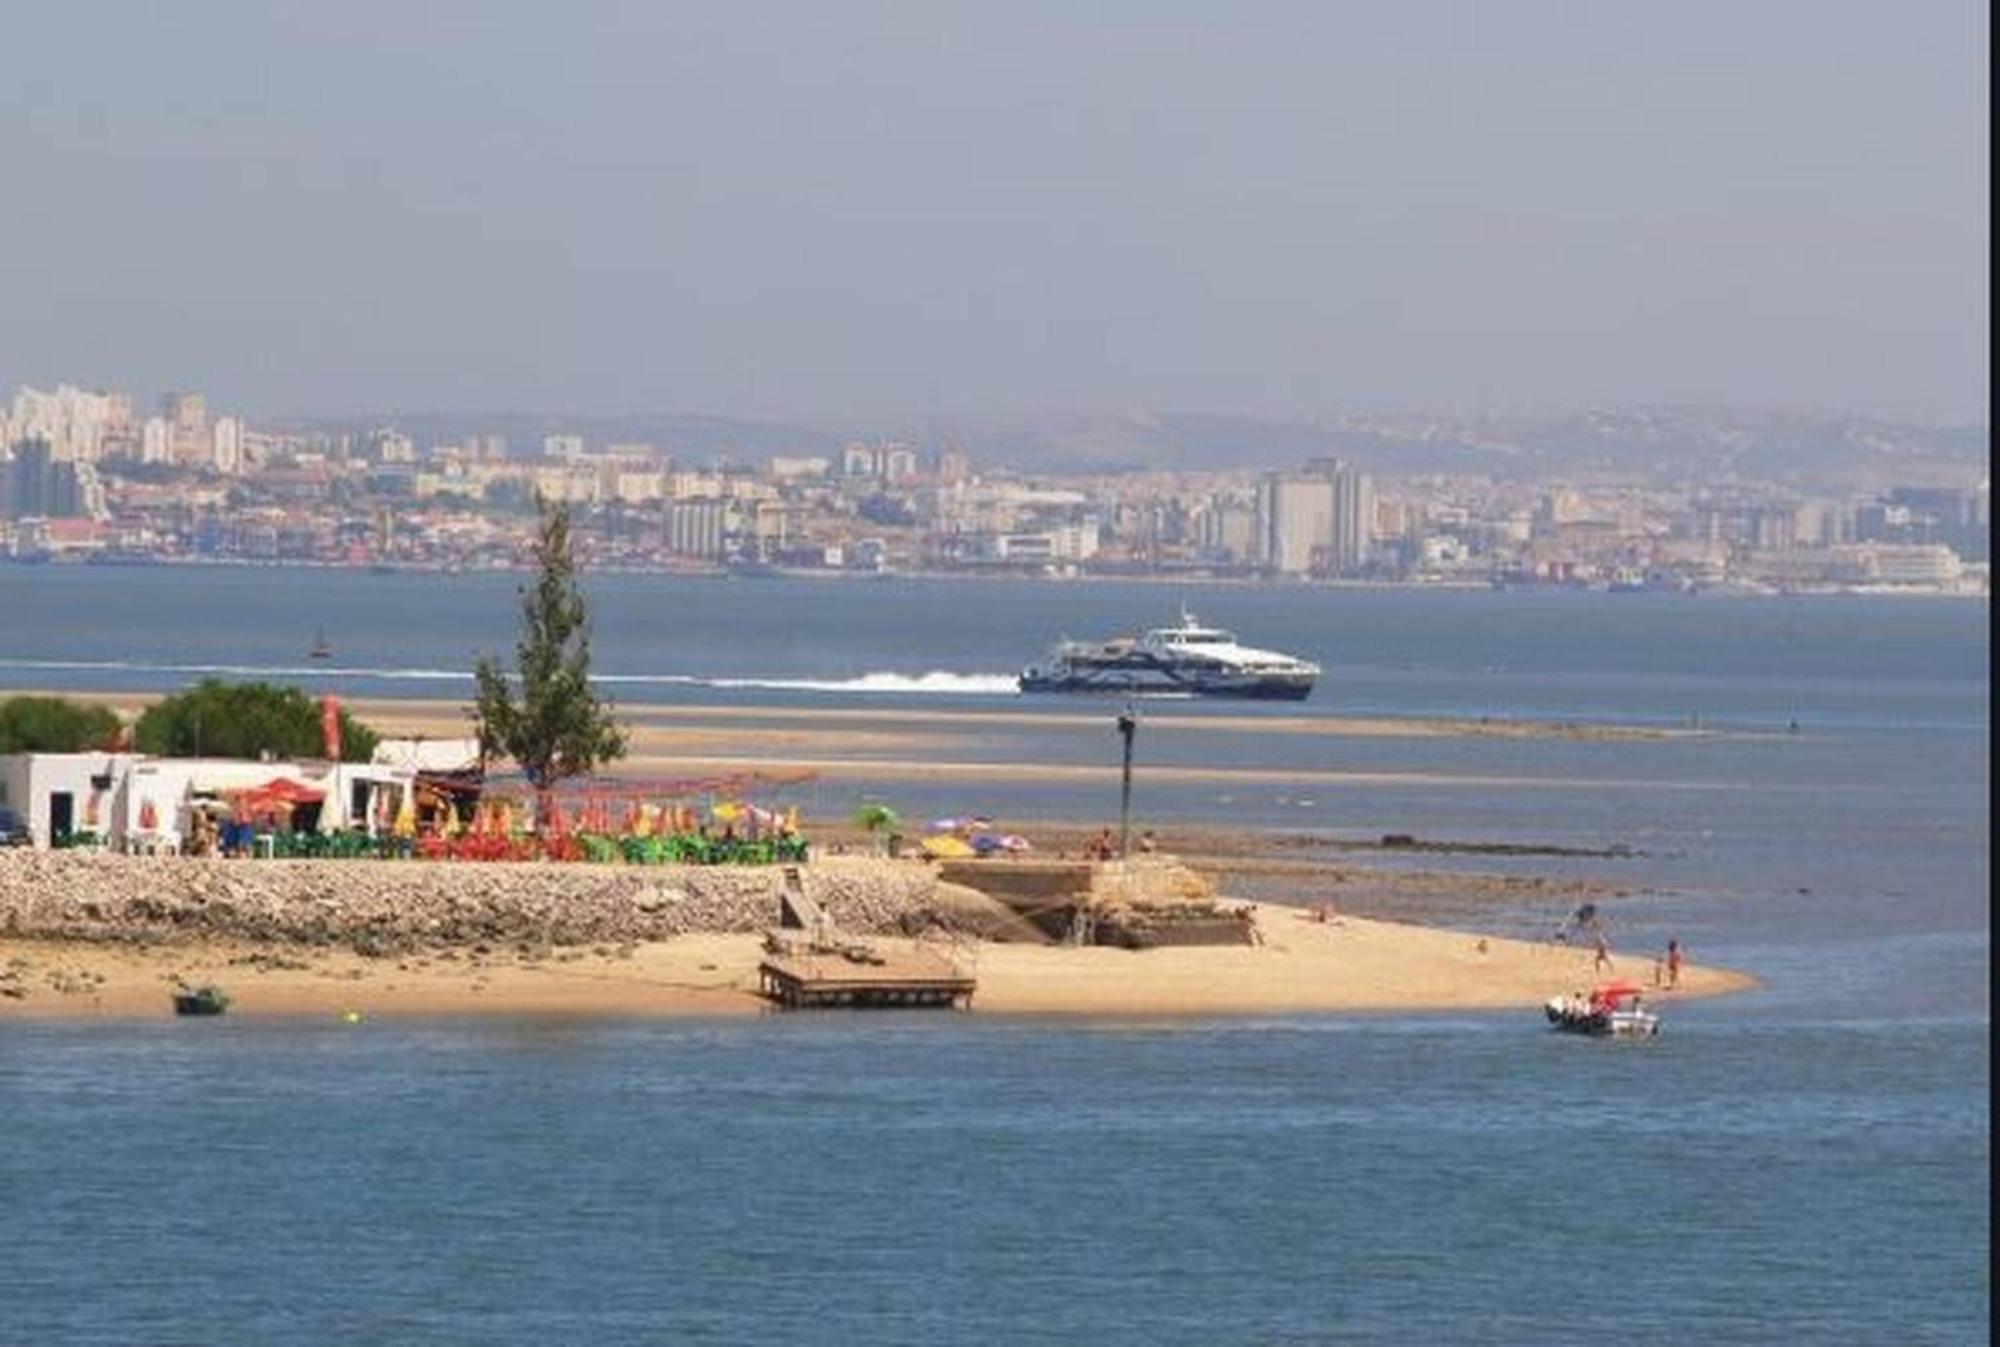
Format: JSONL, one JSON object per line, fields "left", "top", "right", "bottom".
{"left": 0, "top": 566, "right": 1989, "bottom": 1344}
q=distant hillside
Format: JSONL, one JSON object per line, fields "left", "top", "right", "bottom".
{"left": 287, "top": 406, "right": 1986, "bottom": 490}
{"left": 896, "top": 408, "right": 1988, "bottom": 490}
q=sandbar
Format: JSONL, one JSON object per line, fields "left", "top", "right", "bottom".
{"left": 1, "top": 905, "right": 1750, "bottom": 1022}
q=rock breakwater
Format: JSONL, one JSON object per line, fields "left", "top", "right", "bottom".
{"left": 0, "top": 852, "right": 962, "bottom": 955}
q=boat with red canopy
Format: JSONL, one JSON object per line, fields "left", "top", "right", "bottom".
{"left": 1545, "top": 981, "right": 1659, "bottom": 1037}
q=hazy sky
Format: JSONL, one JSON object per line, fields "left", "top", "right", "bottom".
{"left": 0, "top": 2, "right": 1987, "bottom": 423}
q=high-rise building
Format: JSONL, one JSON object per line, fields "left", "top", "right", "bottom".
{"left": 211, "top": 417, "right": 244, "bottom": 474}
{"left": 140, "top": 417, "right": 173, "bottom": 464}
{"left": 3, "top": 437, "right": 103, "bottom": 519}
{"left": 7, "top": 384, "right": 123, "bottom": 462}
{"left": 162, "top": 391, "right": 208, "bottom": 466}
{"left": 1255, "top": 473, "right": 1333, "bottom": 574}
{"left": 1255, "top": 459, "right": 1374, "bottom": 575}
{"left": 1328, "top": 464, "right": 1374, "bottom": 573}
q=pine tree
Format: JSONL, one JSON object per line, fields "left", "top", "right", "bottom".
{"left": 472, "top": 496, "right": 627, "bottom": 811}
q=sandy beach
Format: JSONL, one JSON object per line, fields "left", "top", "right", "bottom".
{"left": 1, "top": 901, "right": 1749, "bottom": 1021}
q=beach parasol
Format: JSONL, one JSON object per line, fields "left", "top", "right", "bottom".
{"left": 392, "top": 789, "right": 418, "bottom": 839}
{"left": 998, "top": 834, "right": 1031, "bottom": 853}
{"left": 928, "top": 817, "right": 965, "bottom": 833}
{"left": 969, "top": 832, "right": 1005, "bottom": 855}
{"left": 920, "top": 834, "right": 975, "bottom": 859}
{"left": 853, "top": 803, "right": 900, "bottom": 834}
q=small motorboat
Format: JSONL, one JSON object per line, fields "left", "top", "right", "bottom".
{"left": 1545, "top": 982, "right": 1657, "bottom": 1037}
{"left": 171, "top": 983, "right": 233, "bottom": 1016}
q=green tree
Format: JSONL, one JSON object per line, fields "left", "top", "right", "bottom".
{"left": 0, "top": 696, "right": 123, "bottom": 754}
{"left": 134, "top": 680, "right": 378, "bottom": 762}
{"left": 473, "top": 495, "right": 627, "bottom": 808}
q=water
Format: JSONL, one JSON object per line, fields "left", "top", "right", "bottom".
{"left": 0, "top": 566, "right": 1988, "bottom": 1343}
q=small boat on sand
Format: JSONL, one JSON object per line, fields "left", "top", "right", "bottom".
{"left": 172, "top": 983, "right": 232, "bottom": 1016}
{"left": 1546, "top": 982, "right": 1657, "bottom": 1037}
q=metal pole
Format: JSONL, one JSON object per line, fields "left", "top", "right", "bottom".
{"left": 1116, "top": 704, "right": 1137, "bottom": 859}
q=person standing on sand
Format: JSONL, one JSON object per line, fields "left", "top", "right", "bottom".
{"left": 1666, "top": 938, "right": 1684, "bottom": 988}
{"left": 1593, "top": 929, "right": 1612, "bottom": 972}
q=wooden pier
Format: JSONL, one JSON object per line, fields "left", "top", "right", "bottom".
{"left": 758, "top": 943, "right": 976, "bottom": 1010}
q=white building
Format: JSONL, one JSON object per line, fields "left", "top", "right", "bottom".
{"left": 211, "top": 416, "right": 244, "bottom": 474}
{"left": 5, "top": 384, "right": 127, "bottom": 462}
{"left": 0, "top": 752, "right": 422, "bottom": 851}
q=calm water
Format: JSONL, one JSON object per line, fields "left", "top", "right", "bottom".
{"left": 0, "top": 566, "right": 1988, "bottom": 1343}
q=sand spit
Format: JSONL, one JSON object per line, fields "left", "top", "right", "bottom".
{"left": 38, "top": 690, "right": 1729, "bottom": 745}
{"left": 0, "top": 852, "right": 1750, "bottom": 1020}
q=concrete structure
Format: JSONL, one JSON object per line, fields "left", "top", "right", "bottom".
{"left": 0, "top": 752, "right": 418, "bottom": 851}
{"left": 663, "top": 497, "right": 729, "bottom": 559}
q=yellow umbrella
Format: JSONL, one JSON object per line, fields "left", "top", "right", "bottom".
{"left": 393, "top": 789, "right": 417, "bottom": 839}
{"left": 632, "top": 803, "right": 655, "bottom": 838}
{"left": 921, "top": 834, "right": 976, "bottom": 859}
{"left": 712, "top": 801, "right": 743, "bottom": 825}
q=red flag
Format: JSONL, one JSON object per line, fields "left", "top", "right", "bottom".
{"left": 320, "top": 695, "right": 342, "bottom": 760}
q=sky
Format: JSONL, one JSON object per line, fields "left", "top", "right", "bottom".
{"left": 0, "top": 1, "right": 1988, "bottom": 425}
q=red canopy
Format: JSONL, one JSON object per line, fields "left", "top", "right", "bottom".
{"left": 1589, "top": 981, "right": 1644, "bottom": 1008}
{"left": 237, "top": 778, "right": 326, "bottom": 807}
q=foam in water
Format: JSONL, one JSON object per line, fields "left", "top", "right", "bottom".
{"left": 0, "top": 657, "right": 1020, "bottom": 696}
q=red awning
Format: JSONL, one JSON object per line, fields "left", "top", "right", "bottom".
{"left": 236, "top": 778, "right": 326, "bottom": 807}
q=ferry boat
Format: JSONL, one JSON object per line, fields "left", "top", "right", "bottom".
{"left": 1018, "top": 612, "right": 1319, "bottom": 700}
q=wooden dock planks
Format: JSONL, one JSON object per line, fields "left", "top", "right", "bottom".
{"left": 758, "top": 945, "right": 976, "bottom": 1010}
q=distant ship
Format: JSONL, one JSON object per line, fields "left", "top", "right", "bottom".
{"left": 308, "top": 627, "right": 334, "bottom": 660}
{"left": 1019, "top": 611, "right": 1319, "bottom": 700}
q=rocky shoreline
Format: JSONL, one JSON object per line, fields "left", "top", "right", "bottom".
{"left": 0, "top": 851, "right": 970, "bottom": 956}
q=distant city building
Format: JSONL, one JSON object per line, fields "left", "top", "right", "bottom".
{"left": 1255, "top": 473, "right": 1332, "bottom": 574}
{"left": 1328, "top": 464, "right": 1374, "bottom": 573}
{"left": 162, "top": 391, "right": 208, "bottom": 467}
{"left": 841, "top": 440, "right": 919, "bottom": 482}
{"left": 140, "top": 417, "right": 173, "bottom": 464}
{"left": 768, "top": 456, "right": 830, "bottom": 480}
{"left": 663, "top": 498, "right": 728, "bottom": 559}
{"left": 5, "top": 384, "right": 126, "bottom": 462}
{"left": 211, "top": 417, "right": 244, "bottom": 474}
{"left": 544, "top": 434, "right": 586, "bottom": 459}
{"left": 369, "top": 428, "right": 416, "bottom": 464}
{"left": 3, "top": 437, "right": 105, "bottom": 520}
